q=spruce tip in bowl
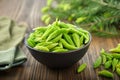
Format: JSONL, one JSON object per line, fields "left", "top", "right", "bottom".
{"left": 24, "top": 20, "right": 92, "bottom": 69}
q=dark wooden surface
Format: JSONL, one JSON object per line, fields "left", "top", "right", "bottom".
{"left": 0, "top": 0, "right": 120, "bottom": 80}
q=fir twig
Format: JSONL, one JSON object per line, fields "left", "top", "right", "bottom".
{"left": 41, "top": 0, "right": 120, "bottom": 37}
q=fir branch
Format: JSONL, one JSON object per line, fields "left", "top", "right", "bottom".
{"left": 76, "top": 15, "right": 120, "bottom": 28}
{"left": 41, "top": 0, "right": 120, "bottom": 37}
{"left": 92, "top": 0, "right": 120, "bottom": 9}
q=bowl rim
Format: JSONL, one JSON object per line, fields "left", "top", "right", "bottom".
{"left": 24, "top": 30, "right": 92, "bottom": 54}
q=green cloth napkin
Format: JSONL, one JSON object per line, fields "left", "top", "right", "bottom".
{"left": 0, "top": 17, "right": 27, "bottom": 70}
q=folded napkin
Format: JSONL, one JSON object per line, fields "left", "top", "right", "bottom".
{"left": 0, "top": 17, "right": 27, "bottom": 70}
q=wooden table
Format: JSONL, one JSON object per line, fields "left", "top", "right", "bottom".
{"left": 0, "top": 0, "right": 120, "bottom": 80}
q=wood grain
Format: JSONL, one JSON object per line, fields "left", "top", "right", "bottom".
{"left": 0, "top": 0, "right": 120, "bottom": 80}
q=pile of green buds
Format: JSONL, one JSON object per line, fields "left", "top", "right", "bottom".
{"left": 27, "top": 20, "right": 90, "bottom": 52}
{"left": 93, "top": 44, "right": 120, "bottom": 78}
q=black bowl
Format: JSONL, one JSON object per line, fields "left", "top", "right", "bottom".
{"left": 24, "top": 32, "right": 92, "bottom": 69}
